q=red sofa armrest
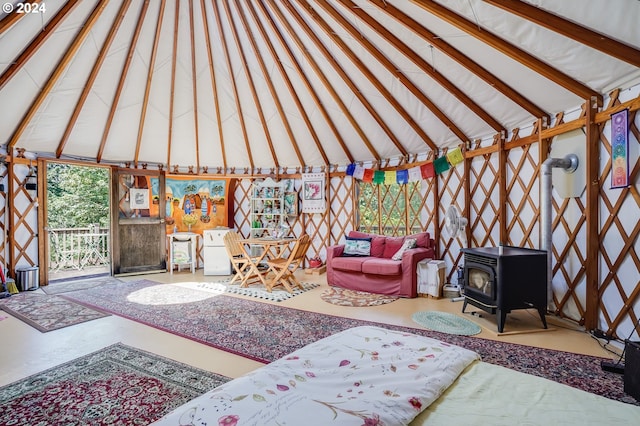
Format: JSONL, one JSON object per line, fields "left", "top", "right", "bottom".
{"left": 401, "top": 247, "right": 434, "bottom": 298}
{"left": 326, "top": 244, "right": 344, "bottom": 284}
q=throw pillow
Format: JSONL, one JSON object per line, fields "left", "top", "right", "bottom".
{"left": 382, "top": 236, "right": 406, "bottom": 258}
{"left": 343, "top": 237, "right": 372, "bottom": 257}
{"left": 391, "top": 238, "right": 417, "bottom": 261}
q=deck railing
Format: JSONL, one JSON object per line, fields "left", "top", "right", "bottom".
{"left": 48, "top": 226, "right": 110, "bottom": 272}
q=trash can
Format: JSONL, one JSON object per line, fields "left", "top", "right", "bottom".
{"left": 16, "top": 266, "right": 39, "bottom": 291}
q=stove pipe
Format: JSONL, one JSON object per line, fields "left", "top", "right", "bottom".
{"left": 540, "top": 154, "right": 579, "bottom": 309}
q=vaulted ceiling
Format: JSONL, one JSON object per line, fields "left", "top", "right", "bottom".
{"left": 1, "top": 0, "right": 639, "bottom": 172}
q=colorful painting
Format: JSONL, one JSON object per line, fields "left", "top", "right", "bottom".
{"left": 151, "top": 176, "right": 230, "bottom": 234}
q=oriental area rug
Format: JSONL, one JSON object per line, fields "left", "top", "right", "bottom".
{"left": 0, "top": 293, "right": 110, "bottom": 332}
{"left": 195, "top": 280, "right": 320, "bottom": 302}
{"left": 62, "top": 279, "right": 638, "bottom": 405}
{"left": 0, "top": 343, "right": 230, "bottom": 425}
{"left": 41, "top": 276, "right": 123, "bottom": 295}
{"left": 320, "top": 286, "right": 399, "bottom": 307}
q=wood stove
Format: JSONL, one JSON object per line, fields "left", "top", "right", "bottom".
{"left": 461, "top": 246, "right": 548, "bottom": 333}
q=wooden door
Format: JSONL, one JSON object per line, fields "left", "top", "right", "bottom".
{"left": 111, "top": 168, "right": 166, "bottom": 275}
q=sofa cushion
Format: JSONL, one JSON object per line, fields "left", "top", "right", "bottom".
{"left": 361, "top": 258, "right": 403, "bottom": 275}
{"left": 348, "top": 231, "right": 385, "bottom": 257}
{"left": 331, "top": 256, "right": 365, "bottom": 272}
{"left": 382, "top": 236, "right": 406, "bottom": 258}
{"left": 343, "top": 237, "right": 371, "bottom": 257}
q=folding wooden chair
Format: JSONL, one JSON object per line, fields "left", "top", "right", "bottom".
{"left": 265, "top": 234, "right": 310, "bottom": 293}
{"left": 223, "top": 231, "right": 259, "bottom": 285}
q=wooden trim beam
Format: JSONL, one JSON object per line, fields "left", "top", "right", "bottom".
{"left": 235, "top": 3, "right": 310, "bottom": 166}
{"left": 56, "top": 0, "right": 133, "bottom": 158}
{"left": 134, "top": 0, "right": 166, "bottom": 168}
{"left": 262, "top": 0, "right": 379, "bottom": 162}
{"left": 188, "top": 0, "right": 201, "bottom": 171}
{"left": 210, "top": 0, "right": 255, "bottom": 169}
{"left": 367, "top": 0, "right": 548, "bottom": 122}
{"left": 584, "top": 97, "right": 600, "bottom": 330}
{"left": 167, "top": 0, "right": 179, "bottom": 169}
{"left": 483, "top": 0, "right": 640, "bottom": 68}
{"left": 335, "top": 0, "right": 504, "bottom": 136}
{"left": 97, "top": 1, "right": 151, "bottom": 162}
{"left": 412, "top": 0, "right": 600, "bottom": 101}
{"left": 289, "top": 0, "right": 411, "bottom": 156}
{"left": 7, "top": 0, "right": 109, "bottom": 150}
{"left": 200, "top": 0, "right": 227, "bottom": 170}
{"left": 222, "top": 0, "right": 280, "bottom": 168}
{"left": 0, "top": 0, "right": 77, "bottom": 89}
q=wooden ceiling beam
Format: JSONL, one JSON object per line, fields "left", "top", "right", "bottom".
{"left": 367, "top": 0, "right": 548, "bottom": 123}
{"left": 134, "top": 0, "right": 167, "bottom": 168}
{"left": 315, "top": 0, "right": 445, "bottom": 149}
{"left": 0, "top": 0, "right": 77, "bottom": 89}
{"left": 210, "top": 0, "right": 255, "bottom": 169}
{"left": 251, "top": 1, "right": 355, "bottom": 164}
{"left": 222, "top": 0, "right": 280, "bottom": 169}
{"left": 166, "top": 0, "right": 179, "bottom": 170}
{"left": 412, "top": 0, "right": 600, "bottom": 101}
{"left": 336, "top": 0, "right": 503, "bottom": 136}
{"left": 200, "top": 0, "right": 227, "bottom": 170}
{"left": 262, "top": 0, "right": 379, "bottom": 162}
{"left": 235, "top": 2, "right": 315, "bottom": 166}
{"left": 289, "top": 0, "right": 410, "bottom": 157}
{"left": 483, "top": 0, "right": 640, "bottom": 68}
{"left": 97, "top": 1, "right": 150, "bottom": 163}
{"left": 0, "top": 0, "right": 44, "bottom": 33}
{"left": 7, "top": 0, "right": 109, "bottom": 151}
{"left": 187, "top": 0, "right": 201, "bottom": 172}
{"left": 56, "top": 0, "right": 133, "bottom": 158}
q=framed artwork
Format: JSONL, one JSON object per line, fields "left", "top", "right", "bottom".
{"left": 284, "top": 192, "right": 298, "bottom": 216}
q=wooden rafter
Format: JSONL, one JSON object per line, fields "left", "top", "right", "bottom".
{"left": 200, "top": 0, "right": 226, "bottom": 170}
{"left": 259, "top": 0, "right": 373, "bottom": 162}
{"left": 285, "top": 0, "right": 410, "bottom": 157}
{"left": 0, "top": 0, "right": 44, "bottom": 34}
{"left": 335, "top": 0, "right": 503, "bottom": 136}
{"left": 188, "top": 0, "right": 200, "bottom": 172}
{"left": 56, "top": 0, "right": 133, "bottom": 158}
{"left": 235, "top": 2, "right": 309, "bottom": 166}
{"left": 135, "top": 0, "right": 167, "bottom": 168}
{"left": 484, "top": 0, "right": 640, "bottom": 68}
{"left": 167, "top": 0, "right": 179, "bottom": 169}
{"left": 97, "top": 1, "right": 151, "bottom": 163}
{"left": 222, "top": 0, "right": 279, "bottom": 168}
{"left": 412, "top": 0, "right": 600, "bottom": 101}
{"left": 244, "top": 1, "right": 340, "bottom": 165}
{"left": 367, "top": 0, "right": 549, "bottom": 124}
{"left": 7, "top": 0, "right": 109, "bottom": 151}
{"left": 0, "top": 0, "right": 77, "bottom": 89}
{"left": 313, "top": 0, "right": 445, "bottom": 149}
{"left": 210, "top": 0, "right": 255, "bottom": 169}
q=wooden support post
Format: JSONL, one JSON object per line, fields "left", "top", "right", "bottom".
{"left": 584, "top": 97, "right": 602, "bottom": 330}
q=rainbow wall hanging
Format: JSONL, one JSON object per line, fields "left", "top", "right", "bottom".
{"left": 610, "top": 109, "right": 629, "bottom": 189}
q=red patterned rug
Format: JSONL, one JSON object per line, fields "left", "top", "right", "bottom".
{"left": 0, "top": 343, "right": 229, "bottom": 425}
{"left": 0, "top": 293, "right": 110, "bottom": 332}
{"left": 62, "top": 279, "right": 638, "bottom": 405}
{"left": 321, "top": 286, "right": 399, "bottom": 307}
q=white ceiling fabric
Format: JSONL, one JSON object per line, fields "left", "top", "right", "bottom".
{"left": 1, "top": 0, "right": 639, "bottom": 171}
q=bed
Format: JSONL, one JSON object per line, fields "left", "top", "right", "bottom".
{"left": 151, "top": 326, "right": 640, "bottom": 426}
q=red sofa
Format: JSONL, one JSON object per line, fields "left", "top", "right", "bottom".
{"left": 326, "top": 231, "right": 435, "bottom": 298}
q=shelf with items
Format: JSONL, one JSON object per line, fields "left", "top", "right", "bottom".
{"left": 250, "top": 177, "right": 288, "bottom": 239}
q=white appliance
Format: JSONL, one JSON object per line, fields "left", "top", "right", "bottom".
{"left": 203, "top": 228, "right": 232, "bottom": 275}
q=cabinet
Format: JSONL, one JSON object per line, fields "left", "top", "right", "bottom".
{"left": 250, "top": 178, "right": 287, "bottom": 238}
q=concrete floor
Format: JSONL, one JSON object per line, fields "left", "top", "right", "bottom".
{"left": 0, "top": 269, "right": 618, "bottom": 387}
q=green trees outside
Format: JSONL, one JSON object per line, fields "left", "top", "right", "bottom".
{"left": 47, "top": 163, "right": 110, "bottom": 229}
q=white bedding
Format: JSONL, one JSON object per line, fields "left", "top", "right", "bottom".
{"left": 152, "top": 326, "right": 480, "bottom": 426}
{"left": 411, "top": 361, "right": 640, "bottom": 425}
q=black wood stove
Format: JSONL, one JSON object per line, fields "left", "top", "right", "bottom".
{"left": 461, "top": 246, "right": 548, "bottom": 333}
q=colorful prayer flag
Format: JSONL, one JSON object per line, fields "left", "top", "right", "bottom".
{"left": 373, "top": 170, "right": 385, "bottom": 184}
{"left": 446, "top": 147, "right": 464, "bottom": 166}
{"left": 384, "top": 171, "right": 397, "bottom": 185}
{"left": 363, "top": 168, "right": 374, "bottom": 182}
{"left": 396, "top": 169, "right": 409, "bottom": 184}
{"left": 420, "top": 162, "right": 435, "bottom": 179}
{"left": 434, "top": 156, "right": 450, "bottom": 174}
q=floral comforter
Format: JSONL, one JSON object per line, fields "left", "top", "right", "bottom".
{"left": 152, "top": 326, "right": 480, "bottom": 426}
